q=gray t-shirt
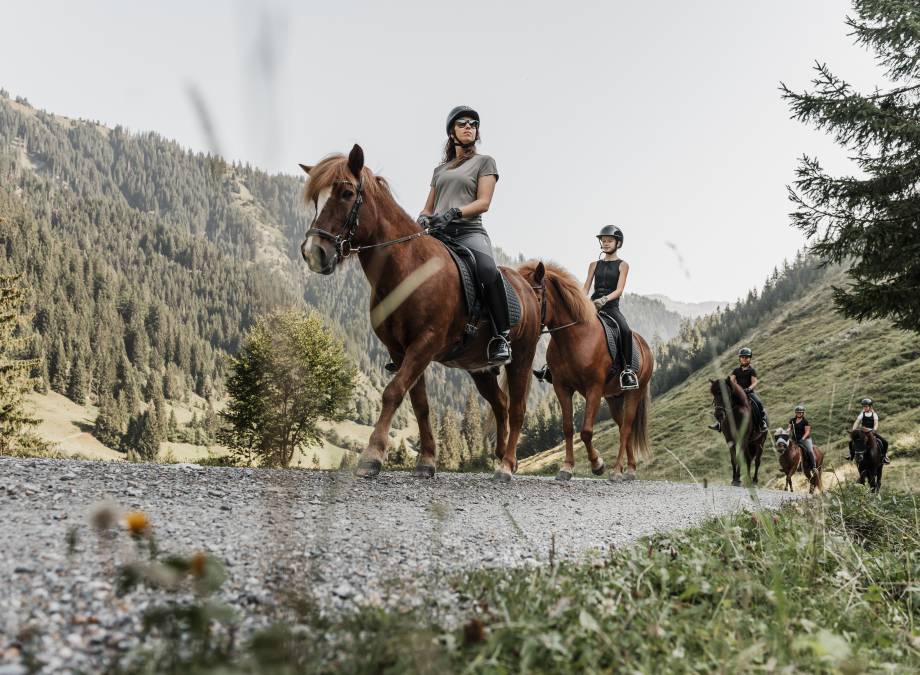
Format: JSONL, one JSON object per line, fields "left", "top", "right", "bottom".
{"left": 430, "top": 154, "right": 499, "bottom": 228}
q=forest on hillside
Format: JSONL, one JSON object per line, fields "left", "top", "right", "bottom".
{"left": 0, "top": 92, "right": 686, "bottom": 455}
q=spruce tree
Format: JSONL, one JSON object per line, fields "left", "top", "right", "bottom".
{"left": 0, "top": 275, "right": 38, "bottom": 452}
{"left": 461, "top": 390, "right": 485, "bottom": 459}
{"left": 782, "top": 0, "right": 920, "bottom": 332}
{"left": 135, "top": 407, "right": 162, "bottom": 461}
{"left": 66, "top": 351, "right": 87, "bottom": 404}
{"left": 94, "top": 393, "right": 125, "bottom": 449}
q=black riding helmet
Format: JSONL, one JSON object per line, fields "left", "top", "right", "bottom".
{"left": 861, "top": 397, "right": 873, "bottom": 406}
{"left": 738, "top": 347, "right": 753, "bottom": 358}
{"left": 446, "top": 105, "right": 480, "bottom": 139}
{"left": 597, "top": 225, "right": 624, "bottom": 245}
{"left": 795, "top": 404, "right": 805, "bottom": 413}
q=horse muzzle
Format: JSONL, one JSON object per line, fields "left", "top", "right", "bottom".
{"left": 302, "top": 237, "right": 338, "bottom": 275}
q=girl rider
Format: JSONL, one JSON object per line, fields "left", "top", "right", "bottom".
{"left": 789, "top": 404, "right": 817, "bottom": 472}
{"left": 847, "top": 397, "right": 890, "bottom": 463}
{"left": 586, "top": 225, "right": 639, "bottom": 390}
{"left": 709, "top": 347, "right": 768, "bottom": 432}
{"left": 417, "top": 105, "right": 510, "bottom": 365}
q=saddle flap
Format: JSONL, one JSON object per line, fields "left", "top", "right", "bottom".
{"left": 597, "top": 313, "right": 640, "bottom": 373}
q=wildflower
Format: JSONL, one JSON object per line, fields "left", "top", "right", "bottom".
{"left": 191, "top": 551, "right": 208, "bottom": 578}
{"left": 89, "top": 501, "right": 119, "bottom": 532}
{"left": 124, "top": 511, "right": 151, "bottom": 537}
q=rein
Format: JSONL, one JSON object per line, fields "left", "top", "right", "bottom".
{"left": 305, "top": 178, "right": 431, "bottom": 259}
{"left": 530, "top": 282, "right": 579, "bottom": 335}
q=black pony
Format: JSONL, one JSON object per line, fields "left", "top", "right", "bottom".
{"left": 850, "top": 429, "right": 884, "bottom": 493}
{"left": 709, "top": 378, "right": 766, "bottom": 486}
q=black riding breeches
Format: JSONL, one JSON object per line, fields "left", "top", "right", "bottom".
{"left": 600, "top": 304, "right": 633, "bottom": 368}
{"left": 747, "top": 390, "right": 767, "bottom": 426}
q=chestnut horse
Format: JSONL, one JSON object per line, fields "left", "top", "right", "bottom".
{"left": 850, "top": 429, "right": 883, "bottom": 493}
{"left": 772, "top": 429, "right": 823, "bottom": 493}
{"left": 709, "top": 378, "right": 766, "bottom": 486}
{"left": 518, "top": 262, "right": 653, "bottom": 481}
{"left": 299, "top": 146, "right": 543, "bottom": 480}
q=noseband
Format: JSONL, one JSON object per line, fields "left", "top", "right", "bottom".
{"left": 305, "top": 178, "right": 365, "bottom": 260}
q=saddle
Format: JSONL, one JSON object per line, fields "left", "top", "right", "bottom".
{"left": 431, "top": 231, "right": 521, "bottom": 360}
{"left": 596, "top": 312, "right": 641, "bottom": 378}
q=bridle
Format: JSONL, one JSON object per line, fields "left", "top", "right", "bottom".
{"left": 304, "top": 178, "right": 429, "bottom": 260}
{"left": 531, "top": 278, "right": 579, "bottom": 335}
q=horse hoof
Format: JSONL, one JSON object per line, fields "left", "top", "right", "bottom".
{"left": 555, "top": 470, "right": 573, "bottom": 482}
{"left": 492, "top": 470, "right": 512, "bottom": 483}
{"left": 591, "top": 462, "right": 606, "bottom": 476}
{"left": 731, "top": 480, "right": 742, "bottom": 487}
{"left": 413, "top": 464, "right": 436, "bottom": 479}
{"left": 608, "top": 472, "right": 625, "bottom": 483}
{"left": 622, "top": 472, "right": 636, "bottom": 482}
{"left": 355, "top": 459, "right": 382, "bottom": 479}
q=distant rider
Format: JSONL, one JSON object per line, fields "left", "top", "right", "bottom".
{"left": 709, "top": 347, "right": 768, "bottom": 432}
{"left": 846, "top": 398, "right": 890, "bottom": 463}
{"left": 789, "top": 404, "right": 816, "bottom": 473}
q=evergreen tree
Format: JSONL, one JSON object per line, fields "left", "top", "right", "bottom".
{"left": 49, "top": 335, "right": 67, "bottom": 394}
{"left": 782, "top": 0, "right": 920, "bottom": 333}
{"left": 437, "top": 409, "right": 465, "bottom": 471}
{"left": 219, "top": 309, "right": 357, "bottom": 468}
{"left": 66, "top": 350, "right": 87, "bottom": 404}
{"left": 135, "top": 407, "right": 162, "bottom": 461}
{"left": 167, "top": 409, "right": 179, "bottom": 441}
{"left": 93, "top": 393, "right": 125, "bottom": 449}
{"left": 0, "top": 275, "right": 38, "bottom": 452}
{"left": 460, "top": 390, "right": 484, "bottom": 460}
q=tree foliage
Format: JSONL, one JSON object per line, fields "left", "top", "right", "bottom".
{"left": 782, "top": 0, "right": 920, "bottom": 333}
{"left": 0, "top": 274, "right": 37, "bottom": 452}
{"left": 219, "top": 309, "right": 357, "bottom": 467}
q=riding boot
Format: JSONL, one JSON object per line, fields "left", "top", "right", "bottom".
{"left": 482, "top": 277, "right": 512, "bottom": 365}
{"left": 533, "top": 364, "right": 553, "bottom": 384}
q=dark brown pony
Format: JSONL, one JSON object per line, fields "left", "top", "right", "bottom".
{"left": 850, "top": 429, "right": 883, "bottom": 493}
{"left": 772, "top": 429, "right": 823, "bottom": 493}
{"left": 709, "top": 378, "right": 766, "bottom": 486}
{"left": 517, "top": 262, "right": 653, "bottom": 481}
{"left": 299, "top": 146, "right": 543, "bottom": 480}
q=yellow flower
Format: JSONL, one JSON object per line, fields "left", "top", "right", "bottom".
{"left": 190, "top": 551, "right": 208, "bottom": 577}
{"left": 124, "top": 511, "right": 151, "bottom": 537}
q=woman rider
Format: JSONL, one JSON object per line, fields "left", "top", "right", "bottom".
{"left": 587, "top": 225, "right": 639, "bottom": 390}
{"left": 847, "top": 397, "right": 890, "bottom": 463}
{"left": 418, "top": 105, "right": 510, "bottom": 365}
{"left": 533, "top": 226, "right": 639, "bottom": 389}
{"left": 788, "top": 404, "right": 817, "bottom": 472}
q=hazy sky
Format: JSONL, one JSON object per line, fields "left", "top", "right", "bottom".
{"left": 1, "top": 1, "right": 885, "bottom": 302}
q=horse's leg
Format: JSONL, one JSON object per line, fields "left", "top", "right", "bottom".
{"left": 729, "top": 440, "right": 741, "bottom": 487}
{"left": 607, "top": 396, "right": 627, "bottom": 476}
{"left": 785, "top": 472, "right": 793, "bottom": 491}
{"left": 499, "top": 355, "right": 538, "bottom": 480}
{"left": 620, "top": 392, "right": 641, "bottom": 480}
{"left": 579, "top": 384, "right": 606, "bottom": 478}
{"left": 356, "top": 339, "right": 436, "bottom": 478}
{"left": 469, "top": 370, "right": 509, "bottom": 464}
{"left": 554, "top": 384, "right": 576, "bottom": 481}
{"left": 407, "top": 373, "right": 437, "bottom": 478}
{"left": 752, "top": 443, "right": 762, "bottom": 485}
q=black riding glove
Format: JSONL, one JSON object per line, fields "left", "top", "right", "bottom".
{"left": 427, "top": 207, "right": 462, "bottom": 230}
{"left": 417, "top": 214, "right": 433, "bottom": 229}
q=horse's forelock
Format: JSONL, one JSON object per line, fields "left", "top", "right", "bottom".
{"left": 518, "top": 260, "right": 593, "bottom": 323}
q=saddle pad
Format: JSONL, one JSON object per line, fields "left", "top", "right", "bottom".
{"left": 597, "top": 313, "right": 641, "bottom": 372}
{"left": 439, "top": 240, "right": 521, "bottom": 327}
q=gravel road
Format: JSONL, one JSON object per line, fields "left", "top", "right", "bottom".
{"left": 0, "top": 458, "right": 801, "bottom": 672}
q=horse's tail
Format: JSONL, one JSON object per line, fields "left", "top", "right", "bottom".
{"left": 631, "top": 385, "right": 652, "bottom": 460}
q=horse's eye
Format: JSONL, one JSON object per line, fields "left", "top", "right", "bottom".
{"left": 341, "top": 189, "right": 354, "bottom": 200}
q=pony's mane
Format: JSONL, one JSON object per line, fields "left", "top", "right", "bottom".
{"left": 303, "top": 154, "right": 392, "bottom": 204}
{"left": 518, "top": 260, "right": 594, "bottom": 324}
{"left": 710, "top": 377, "right": 748, "bottom": 408}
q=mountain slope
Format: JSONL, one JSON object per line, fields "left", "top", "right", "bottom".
{"left": 520, "top": 264, "right": 920, "bottom": 488}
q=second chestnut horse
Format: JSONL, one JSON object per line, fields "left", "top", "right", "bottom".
{"left": 518, "top": 262, "right": 653, "bottom": 481}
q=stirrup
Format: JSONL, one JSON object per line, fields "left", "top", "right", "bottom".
{"left": 619, "top": 368, "right": 639, "bottom": 390}
{"left": 533, "top": 364, "right": 552, "bottom": 384}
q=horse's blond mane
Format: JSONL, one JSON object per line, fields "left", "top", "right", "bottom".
{"left": 518, "top": 260, "right": 595, "bottom": 324}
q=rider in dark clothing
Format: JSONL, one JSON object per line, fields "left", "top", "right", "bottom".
{"left": 846, "top": 398, "right": 890, "bottom": 463}
{"left": 709, "top": 347, "right": 768, "bottom": 432}
{"left": 789, "top": 404, "right": 817, "bottom": 472}
{"left": 418, "top": 105, "right": 510, "bottom": 365}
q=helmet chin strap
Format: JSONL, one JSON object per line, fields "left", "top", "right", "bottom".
{"left": 451, "top": 132, "right": 476, "bottom": 150}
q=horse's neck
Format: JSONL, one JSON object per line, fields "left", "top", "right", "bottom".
{"left": 545, "top": 292, "right": 583, "bottom": 344}
{"left": 356, "top": 199, "right": 434, "bottom": 292}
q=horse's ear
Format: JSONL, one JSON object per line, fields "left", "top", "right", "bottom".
{"left": 534, "top": 261, "right": 546, "bottom": 284}
{"left": 298, "top": 163, "right": 313, "bottom": 175}
{"left": 347, "top": 144, "right": 365, "bottom": 179}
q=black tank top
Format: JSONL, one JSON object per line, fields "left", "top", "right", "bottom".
{"left": 592, "top": 259, "right": 622, "bottom": 307}
{"left": 861, "top": 411, "right": 876, "bottom": 429}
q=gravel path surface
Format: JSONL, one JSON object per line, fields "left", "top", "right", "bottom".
{"left": 0, "top": 458, "right": 801, "bottom": 672}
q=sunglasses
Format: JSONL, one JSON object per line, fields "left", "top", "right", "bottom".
{"left": 454, "top": 118, "right": 480, "bottom": 129}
